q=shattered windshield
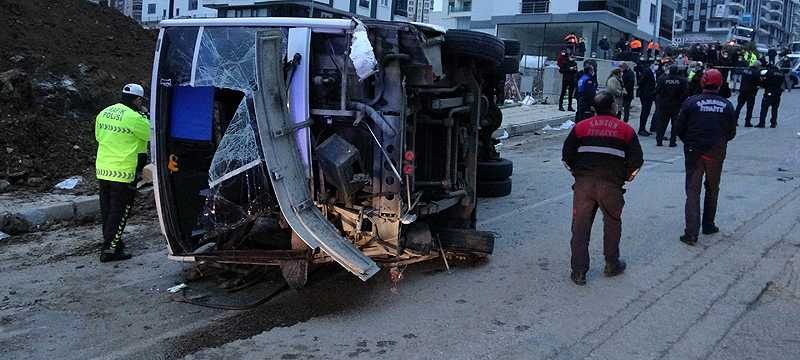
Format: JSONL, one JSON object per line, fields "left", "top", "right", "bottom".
{"left": 159, "top": 27, "right": 288, "bottom": 187}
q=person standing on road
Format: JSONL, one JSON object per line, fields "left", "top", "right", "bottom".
{"left": 95, "top": 84, "right": 150, "bottom": 262}
{"left": 559, "top": 55, "right": 578, "bottom": 112}
{"left": 757, "top": 65, "right": 785, "bottom": 128}
{"left": 637, "top": 62, "right": 658, "bottom": 137}
{"left": 575, "top": 64, "right": 597, "bottom": 122}
{"left": 562, "top": 91, "right": 644, "bottom": 285}
{"left": 735, "top": 64, "right": 760, "bottom": 127}
{"left": 767, "top": 48, "right": 777, "bottom": 65}
{"left": 655, "top": 65, "right": 688, "bottom": 147}
{"left": 674, "top": 69, "right": 736, "bottom": 246}
{"left": 780, "top": 56, "right": 793, "bottom": 93}
{"left": 605, "top": 68, "right": 626, "bottom": 118}
{"left": 620, "top": 62, "right": 636, "bottom": 123}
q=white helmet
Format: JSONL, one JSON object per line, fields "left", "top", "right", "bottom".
{"left": 122, "top": 83, "right": 145, "bottom": 98}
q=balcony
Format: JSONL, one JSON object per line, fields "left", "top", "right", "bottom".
{"left": 766, "top": 7, "right": 783, "bottom": 16}
{"left": 765, "top": 17, "right": 782, "bottom": 26}
{"left": 521, "top": 0, "right": 550, "bottom": 14}
{"left": 448, "top": 3, "right": 472, "bottom": 13}
{"left": 706, "top": 27, "right": 732, "bottom": 33}
{"left": 726, "top": 0, "right": 745, "bottom": 10}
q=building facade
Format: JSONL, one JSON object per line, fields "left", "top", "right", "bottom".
{"left": 201, "top": 0, "right": 410, "bottom": 21}
{"left": 407, "top": 0, "right": 433, "bottom": 23}
{"left": 674, "top": 0, "right": 800, "bottom": 49}
{"left": 141, "top": 0, "right": 218, "bottom": 24}
{"left": 429, "top": 0, "right": 677, "bottom": 60}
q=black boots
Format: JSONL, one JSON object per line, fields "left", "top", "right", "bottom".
{"left": 638, "top": 130, "right": 651, "bottom": 137}
{"left": 680, "top": 235, "right": 698, "bottom": 246}
{"left": 570, "top": 271, "right": 587, "bottom": 286}
{"left": 604, "top": 260, "right": 627, "bottom": 277}
{"left": 571, "top": 259, "right": 627, "bottom": 286}
{"left": 100, "top": 249, "right": 132, "bottom": 263}
{"left": 702, "top": 224, "right": 720, "bottom": 235}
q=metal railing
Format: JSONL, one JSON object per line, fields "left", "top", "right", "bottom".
{"left": 521, "top": 0, "right": 549, "bottom": 14}
{"left": 448, "top": 2, "right": 471, "bottom": 12}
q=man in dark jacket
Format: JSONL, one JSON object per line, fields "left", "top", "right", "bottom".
{"left": 620, "top": 62, "right": 636, "bottom": 123}
{"left": 599, "top": 36, "right": 611, "bottom": 59}
{"left": 574, "top": 63, "right": 597, "bottom": 122}
{"left": 562, "top": 91, "right": 644, "bottom": 285}
{"left": 637, "top": 62, "right": 658, "bottom": 136}
{"left": 559, "top": 55, "right": 579, "bottom": 111}
{"left": 735, "top": 64, "right": 760, "bottom": 126}
{"left": 767, "top": 48, "right": 777, "bottom": 65}
{"left": 758, "top": 65, "right": 785, "bottom": 128}
{"left": 674, "top": 69, "right": 736, "bottom": 246}
{"left": 655, "top": 65, "right": 688, "bottom": 147}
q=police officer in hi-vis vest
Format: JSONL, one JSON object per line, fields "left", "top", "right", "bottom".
{"left": 95, "top": 84, "right": 150, "bottom": 262}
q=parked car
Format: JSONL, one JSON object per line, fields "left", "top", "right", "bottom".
{"left": 149, "top": 17, "right": 518, "bottom": 288}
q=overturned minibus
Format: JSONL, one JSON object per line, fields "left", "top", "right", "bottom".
{"left": 149, "top": 17, "right": 516, "bottom": 288}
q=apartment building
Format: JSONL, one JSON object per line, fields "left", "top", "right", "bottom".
{"left": 430, "top": 0, "right": 677, "bottom": 60}
{"left": 674, "top": 0, "right": 800, "bottom": 49}
{"left": 141, "top": 0, "right": 217, "bottom": 24}
{"left": 407, "top": 0, "right": 433, "bottom": 23}
{"left": 201, "top": 0, "right": 410, "bottom": 21}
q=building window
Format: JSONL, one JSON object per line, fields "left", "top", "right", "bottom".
{"left": 578, "top": 0, "right": 640, "bottom": 23}
{"left": 650, "top": 3, "right": 657, "bottom": 23}
{"left": 175, "top": 7, "right": 180, "bottom": 16}
{"left": 521, "top": 0, "right": 549, "bottom": 14}
{"left": 360, "top": 0, "right": 369, "bottom": 8}
{"left": 147, "top": 3, "right": 156, "bottom": 14}
{"left": 381, "top": 0, "right": 388, "bottom": 6}
{"left": 162, "top": 8, "right": 167, "bottom": 19}
{"left": 189, "top": 0, "right": 198, "bottom": 11}
{"left": 394, "top": 0, "right": 408, "bottom": 16}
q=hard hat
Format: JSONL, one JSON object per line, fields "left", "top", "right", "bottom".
{"left": 701, "top": 69, "right": 723, "bottom": 89}
{"left": 122, "top": 83, "right": 145, "bottom": 98}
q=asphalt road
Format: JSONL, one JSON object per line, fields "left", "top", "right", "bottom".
{"left": 2, "top": 92, "right": 800, "bottom": 360}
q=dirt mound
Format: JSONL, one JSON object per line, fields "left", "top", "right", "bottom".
{"left": 0, "top": 0, "right": 157, "bottom": 189}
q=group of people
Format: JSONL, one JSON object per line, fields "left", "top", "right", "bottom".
{"left": 558, "top": 43, "right": 794, "bottom": 285}
{"left": 562, "top": 68, "right": 738, "bottom": 285}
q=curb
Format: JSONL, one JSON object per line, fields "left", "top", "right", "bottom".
{"left": 1, "top": 195, "right": 100, "bottom": 234}
{"left": 503, "top": 114, "right": 574, "bottom": 138}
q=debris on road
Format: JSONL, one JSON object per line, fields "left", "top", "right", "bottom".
{"left": 167, "top": 283, "right": 188, "bottom": 293}
{"left": 542, "top": 120, "right": 576, "bottom": 131}
{"left": 53, "top": 176, "right": 82, "bottom": 190}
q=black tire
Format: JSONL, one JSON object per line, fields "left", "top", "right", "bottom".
{"left": 498, "top": 56, "right": 519, "bottom": 74}
{"left": 477, "top": 158, "right": 513, "bottom": 181}
{"left": 477, "top": 178, "right": 512, "bottom": 198}
{"left": 444, "top": 30, "right": 505, "bottom": 66}
{"left": 503, "top": 39, "right": 520, "bottom": 56}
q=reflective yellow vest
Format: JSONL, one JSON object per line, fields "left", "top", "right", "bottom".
{"left": 745, "top": 51, "right": 758, "bottom": 66}
{"left": 95, "top": 103, "right": 150, "bottom": 183}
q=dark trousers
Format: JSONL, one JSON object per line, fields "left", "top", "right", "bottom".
{"left": 560, "top": 78, "right": 575, "bottom": 108}
{"left": 758, "top": 95, "right": 781, "bottom": 127}
{"left": 684, "top": 146, "right": 725, "bottom": 238}
{"left": 656, "top": 106, "right": 679, "bottom": 144}
{"left": 99, "top": 179, "right": 137, "bottom": 252}
{"left": 575, "top": 100, "right": 592, "bottom": 122}
{"left": 570, "top": 177, "right": 625, "bottom": 273}
{"left": 735, "top": 91, "right": 756, "bottom": 125}
{"left": 639, "top": 97, "right": 654, "bottom": 132}
{"left": 622, "top": 96, "right": 633, "bottom": 123}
